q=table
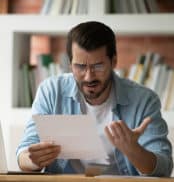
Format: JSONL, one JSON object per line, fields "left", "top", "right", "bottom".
{"left": 0, "top": 175, "right": 174, "bottom": 182}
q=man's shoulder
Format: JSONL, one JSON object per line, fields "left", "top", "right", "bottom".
{"left": 38, "top": 73, "right": 76, "bottom": 95}
{"left": 117, "top": 75, "right": 159, "bottom": 99}
{"left": 41, "top": 73, "right": 75, "bottom": 87}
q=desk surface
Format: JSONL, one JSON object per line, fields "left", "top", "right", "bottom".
{"left": 0, "top": 175, "right": 174, "bottom": 182}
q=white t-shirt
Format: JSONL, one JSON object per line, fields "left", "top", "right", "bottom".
{"left": 79, "top": 87, "right": 116, "bottom": 170}
{"left": 70, "top": 87, "right": 120, "bottom": 174}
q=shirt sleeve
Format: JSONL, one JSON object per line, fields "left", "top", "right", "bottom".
{"left": 137, "top": 92, "right": 173, "bottom": 177}
{"left": 16, "top": 80, "right": 52, "bottom": 160}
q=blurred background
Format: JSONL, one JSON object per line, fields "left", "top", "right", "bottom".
{"left": 0, "top": 0, "right": 174, "bottom": 174}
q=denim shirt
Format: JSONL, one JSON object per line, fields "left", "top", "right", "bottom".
{"left": 16, "top": 72, "right": 173, "bottom": 176}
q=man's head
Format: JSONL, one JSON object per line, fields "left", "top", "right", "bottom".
{"left": 66, "top": 21, "right": 117, "bottom": 105}
{"left": 67, "top": 21, "right": 116, "bottom": 62}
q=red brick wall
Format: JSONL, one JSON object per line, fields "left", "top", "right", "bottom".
{"left": 9, "top": 0, "right": 43, "bottom": 14}
{"left": 117, "top": 36, "right": 174, "bottom": 69}
{"left": 29, "top": 34, "right": 174, "bottom": 70}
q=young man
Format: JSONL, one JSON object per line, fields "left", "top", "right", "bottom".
{"left": 16, "top": 21, "right": 173, "bottom": 176}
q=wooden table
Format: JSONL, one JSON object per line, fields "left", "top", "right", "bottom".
{"left": 0, "top": 175, "right": 174, "bottom": 182}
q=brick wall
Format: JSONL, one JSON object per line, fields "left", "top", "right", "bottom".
{"left": 31, "top": 35, "right": 174, "bottom": 70}
{"left": 9, "top": 0, "right": 43, "bottom": 14}
{"left": 117, "top": 36, "right": 174, "bottom": 69}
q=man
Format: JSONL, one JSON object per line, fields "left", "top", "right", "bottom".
{"left": 16, "top": 21, "right": 173, "bottom": 176}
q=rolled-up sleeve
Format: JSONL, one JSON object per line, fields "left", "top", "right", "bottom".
{"left": 138, "top": 92, "right": 173, "bottom": 176}
{"left": 16, "top": 80, "right": 52, "bottom": 160}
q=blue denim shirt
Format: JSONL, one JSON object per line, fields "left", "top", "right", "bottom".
{"left": 16, "top": 72, "right": 173, "bottom": 176}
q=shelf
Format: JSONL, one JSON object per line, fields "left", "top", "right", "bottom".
{"left": 0, "top": 14, "right": 173, "bottom": 35}
{"left": 0, "top": 13, "right": 174, "bottom": 121}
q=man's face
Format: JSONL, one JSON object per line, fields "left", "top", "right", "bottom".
{"left": 71, "top": 42, "right": 115, "bottom": 102}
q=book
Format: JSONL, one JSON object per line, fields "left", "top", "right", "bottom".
{"left": 20, "top": 63, "right": 32, "bottom": 107}
{"left": 146, "top": 53, "right": 163, "bottom": 90}
{"left": 138, "top": 52, "right": 153, "bottom": 84}
{"left": 28, "top": 66, "right": 37, "bottom": 101}
{"left": 165, "top": 73, "right": 174, "bottom": 111}
{"left": 133, "top": 54, "right": 145, "bottom": 82}
{"left": 35, "top": 54, "right": 54, "bottom": 87}
{"left": 157, "top": 65, "right": 170, "bottom": 101}
{"left": 49, "top": 0, "right": 63, "bottom": 15}
{"left": 77, "top": 0, "right": 88, "bottom": 14}
{"left": 88, "top": 0, "right": 106, "bottom": 15}
{"left": 145, "top": 0, "right": 159, "bottom": 13}
{"left": 136, "top": 0, "right": 147, "bottom": 13}
{"left": 129, "top": 0, "right": 139, "bottom": 13}
{"left": 62, "top": 0, "right": 73, "bottom": 14}
{"left": 58, "top": 53, "right": 70, "bottom": 74}
{"left": 40, "top": 0, "right": 52, "bottom": 14}
{"left": 128, "top": 64, "right": 137, "bottom": 80}
{"left": 49, "top": 62, "right": 58, "bottom": 76}
{"left": 118, "top": 0, "right": 132, "bottom": 13}
{"left": 70, "top": 0, "right": 79, "bottom": 14}
{"left": 162, "top": 69, "right": 174, "bottom": 110}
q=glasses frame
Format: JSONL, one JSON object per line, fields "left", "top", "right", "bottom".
{"left": 72, "top": 62, "right": 107, "bottom": 75}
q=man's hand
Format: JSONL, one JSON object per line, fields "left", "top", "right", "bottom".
{"left": 104, "top": 117, "right": 157, "bottom": 174}
{"left": 18, "top": 142, "right": 61, "bottom": 171}
{"left": 28, "top": 142, "right": 61, "bottom": 169}
{"left": 104, "top": 117, "right": 151, "bottom": 155}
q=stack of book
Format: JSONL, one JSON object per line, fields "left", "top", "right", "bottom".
{"left": 18, "top": 34, "right": 70, "bottom": 107}
{"left": 115, "top": 52, "right": 174, "bottom": 111}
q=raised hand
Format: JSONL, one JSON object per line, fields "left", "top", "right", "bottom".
{"left": 104, "top": 117, "right": 151, "bottom": 155}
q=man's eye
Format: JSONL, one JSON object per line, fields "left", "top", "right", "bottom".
{"left": 94, "top": 64, "right": 104, "bottom": 71}
{"left": 76, "top": 64, "right": 86, "bottom": 70}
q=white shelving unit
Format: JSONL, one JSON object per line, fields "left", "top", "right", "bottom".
{"left": 0, "top": 13, "right": 174, "bottom": 170}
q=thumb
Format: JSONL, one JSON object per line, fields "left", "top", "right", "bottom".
{"left": 133, "top": 117, "right": 152, "bottom": 136}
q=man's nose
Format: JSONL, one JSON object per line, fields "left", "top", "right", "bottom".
{"left": 84, "top": 67, "right": 95, "bottom": 82}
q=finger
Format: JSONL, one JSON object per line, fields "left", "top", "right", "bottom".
{"left": 29, "top": 142, "right": 59, "bottom": 152}
{"left": 39, "top": 157, "right": 58, "bottom": 168}
{"left": 104, "top": 126, "right": 115, "bottom": 146}
{"left": 36, "top": 150, "right": 59, "bottom": 167}
{"left": 118, "top": 120, "right": 131, "bottom": 138}
{"left": 134, "top": 117, "right": 151, "bottom": 135}
{"left": 114, "top": 121, "right": 126, "bottom": 138}
{"left": 110, "top": 122, "right": 120, "bottom": 139}
{"left": 29, "top": 146, "right": 60, "bottom": 161}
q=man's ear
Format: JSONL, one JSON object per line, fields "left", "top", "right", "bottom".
{"left": 111, "top": 56, "right": 117, "bottom": 69}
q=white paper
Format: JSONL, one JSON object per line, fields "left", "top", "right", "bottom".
{"left": 33, "top": 115, "right": 107, "bottom": 160}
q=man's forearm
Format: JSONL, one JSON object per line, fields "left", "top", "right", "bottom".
{"left": 126, "top": 143, "right": 156, "bottom": 175}
{"left": 18, "top": 150, "right": 42, "bottom": 172}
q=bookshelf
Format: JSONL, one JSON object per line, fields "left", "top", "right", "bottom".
{"left": 0, "top": 14, "right": 174, "bottom": 115}
{"left": 0, "top": 0, "right": 174, "bottom": 171}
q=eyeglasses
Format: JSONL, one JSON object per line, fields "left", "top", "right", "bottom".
{"left": 72, "top": 63, "right": 106, "bottom": 74}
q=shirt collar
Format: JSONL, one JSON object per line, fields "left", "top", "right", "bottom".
{"left": 61, "top": 73, "right": 81, "bottom": 101}
{"left": 112, "top": 72, "right": 129, "bottom": 107}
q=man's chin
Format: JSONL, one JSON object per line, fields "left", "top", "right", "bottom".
{"left": 82, "top": 90, "right": 102, "bottom": 100}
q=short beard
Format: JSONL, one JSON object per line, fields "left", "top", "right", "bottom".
{"left": 77, "top": 72, "right": 113, "bottom": 100}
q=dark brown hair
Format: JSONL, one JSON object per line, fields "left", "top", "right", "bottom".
{"left": 66, "top": 21, "right": 116, "bottom": 62}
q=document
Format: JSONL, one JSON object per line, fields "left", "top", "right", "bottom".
{"left": 33, "top": 115, "right": 107, "bottom": 160}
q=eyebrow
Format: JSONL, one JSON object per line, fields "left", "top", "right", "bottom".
{"left": 73, "top": 61, "right": 104, "bottom": 65}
